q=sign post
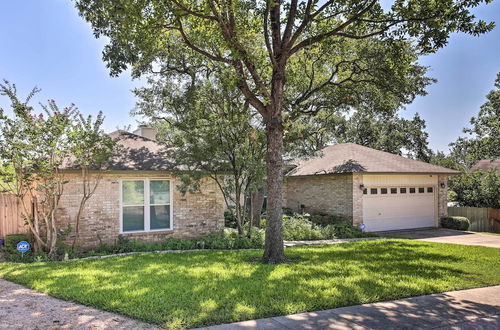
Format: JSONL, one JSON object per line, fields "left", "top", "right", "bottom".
{"left": 16, "top": 241, "right": 30, "bottom": 259}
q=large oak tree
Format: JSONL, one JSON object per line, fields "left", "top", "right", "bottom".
{"left": 76, "top": 0, "right": 494, "bottom": 263}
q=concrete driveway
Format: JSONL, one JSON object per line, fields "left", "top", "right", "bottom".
{"left": 378, "top": 228, "right": 500, "bottom": 248}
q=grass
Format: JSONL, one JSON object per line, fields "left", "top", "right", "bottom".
{"left": 0, "top": 239, "right": 499, "bottom": 329}
{"left": 477, "top": 232, "right": 500, "bottom": 236}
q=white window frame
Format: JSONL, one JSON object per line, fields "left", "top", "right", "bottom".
{"left": 119, "top": 178, "right": 173, "bottom": 233}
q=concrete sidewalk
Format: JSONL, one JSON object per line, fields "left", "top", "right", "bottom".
{"left": 198, "top": 286, "right": 500, "bottom": 330}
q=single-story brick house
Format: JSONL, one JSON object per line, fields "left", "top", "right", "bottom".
{"left": 57, "top": 129, "right": 225, "bottom": 248}
{"left": 284, "top": 143, "right": 460, "bottom": 232}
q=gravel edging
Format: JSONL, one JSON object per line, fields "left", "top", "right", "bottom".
{"left": 68, "top": 236, "right": 384, "bottom": 261}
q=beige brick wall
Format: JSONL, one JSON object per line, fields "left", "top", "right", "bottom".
{"left": 56, "top": 172, "right": 225, "bottom": 249}
{"left": 283, "top": 174, "right": 354, "bottom": 221}
{"left": 352, "top": 174, "right": 363, "bottom": 226}
{"left": 438, "top": 175, "right": 449, "bottom": 220}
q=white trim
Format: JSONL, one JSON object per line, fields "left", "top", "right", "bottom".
{"left": 119, "top": 178, "right": 173, "bottom": 234}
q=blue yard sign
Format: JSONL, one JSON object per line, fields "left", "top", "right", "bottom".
{"left": 360, "top": 224, "right": 366, "bottom": 232}
{"left": 17, "top": 241, "right": 30, "bottom": 254}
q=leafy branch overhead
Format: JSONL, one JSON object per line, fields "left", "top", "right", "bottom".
{"left": 76, "top": 0, "right": 493, "bottom": 117}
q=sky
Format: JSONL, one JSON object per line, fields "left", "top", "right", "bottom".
{"left": 0, "top": 0, "right": 499, "bottom": 152}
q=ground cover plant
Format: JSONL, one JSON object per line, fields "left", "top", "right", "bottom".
{"left": 0, "top": 240, "right": 498, "bottom": 329}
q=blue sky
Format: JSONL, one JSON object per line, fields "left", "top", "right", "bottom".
{"left": 0, "top": 0, "right": 499, "bottom": 152}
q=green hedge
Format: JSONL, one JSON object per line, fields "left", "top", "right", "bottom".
{"left": 441, "top": 216, "right": 471, "bottom": 231}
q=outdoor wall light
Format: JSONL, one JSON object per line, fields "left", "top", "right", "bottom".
{"left": 440, "top": 183, "right": 446, "bottom": 188}
{"left": 359, "top": 184, "right": 365, "bottom": 190}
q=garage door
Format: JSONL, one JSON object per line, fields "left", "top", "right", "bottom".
{"left": 362, "top": 186, "right": 436, "bottom": 232}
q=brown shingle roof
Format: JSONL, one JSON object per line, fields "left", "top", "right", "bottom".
{"left": 105, "top": 130, "right": 179, "bottom": 171}
{"left": 287, "top": 143, "right": 459, "bottom": 176}
{"left": 62, "top": 130, "right": 179, "bottom": 171}
{"left": 470, "top": 159, "right": 500, "bottom": 172}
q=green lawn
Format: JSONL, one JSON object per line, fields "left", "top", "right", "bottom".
{"left": 1, "top": 240, "right": 499, "bottom": 329}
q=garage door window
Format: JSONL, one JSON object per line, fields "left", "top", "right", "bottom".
{"left": 390, "top": 188, "right": 397, "bottom": 194}
{"left": 418, "top": 187, "right": 425, "bottom": 193}
{"left": 410, "top": 188, "right": 416, "bottom": 193}
{"left": 427, "top": 187, "right": 433, "bottom": 193}
{"left": 400, "top": 188, "right": 406, "bottom": 193}
{"left": 370, "top": 188, "right": 377, "bottom": 194}
{"left": 381, "top": 188, "right": 388, "bottom": 194}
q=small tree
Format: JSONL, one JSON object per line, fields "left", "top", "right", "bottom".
{"left": 68, "top": 113, "right": 116, "bottom": 248}
{"left": 0, "top": 81, "right": 115, "bottom": 256}
{"left": 0, "top": 82, "right": 76, "bottom": 255}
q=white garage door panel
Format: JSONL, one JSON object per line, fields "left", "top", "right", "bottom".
{"left": 363, "top": 193, "right": 435, "bottom": 232}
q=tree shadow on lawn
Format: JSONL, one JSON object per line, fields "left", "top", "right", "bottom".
{"left": 0, "top": 240, "right": 497, "bottom": 328}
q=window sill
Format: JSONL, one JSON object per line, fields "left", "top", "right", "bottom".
{"left": 120, "top": 228, "right": 174, "bottom": 234}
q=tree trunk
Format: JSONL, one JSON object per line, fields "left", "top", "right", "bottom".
{"left": 262, "top": 113, "right": 286, "bottom": 263}
{"left": 235, "top": 190, "right": 244, "bottom": 235}
{"left": 251, "top": 187, "right": 265, "bottom": 228}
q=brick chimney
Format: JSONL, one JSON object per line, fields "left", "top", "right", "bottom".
{"left": 133, "top": 125, "right": 157, "bottom": 140}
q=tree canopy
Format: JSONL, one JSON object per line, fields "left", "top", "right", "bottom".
{"left": 451, "top": 72, "right": 500, "bottom": 167}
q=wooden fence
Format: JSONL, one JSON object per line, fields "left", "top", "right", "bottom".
{"left": 0, "top": 194, "right": 29, "bottom": 239}
{"left": 448, "top": 206, "right": 500, "bottom": 233}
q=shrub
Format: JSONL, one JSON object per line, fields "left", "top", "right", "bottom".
{"left": 441, "top": 216, "right": 471, "bottom": 231}
{"left": 280, "top": 213, "right": 375, "bottom": 240}
{"left": 282, "top": 214, "right": 324, "bottom": 240}
{"left": 3, "top": 234, "right": 30, "bottom": 253}
{"left": 1, "top": 234, "right": 57, "bottom": 263}
{"left": 224, "top": 211, "right": 238, "bottom": 229}
{"left": 309, "top": 212, "right": 347, "bottom": 226}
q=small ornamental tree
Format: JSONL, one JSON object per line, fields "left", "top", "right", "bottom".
{"left": 76, "top": 0, "right": 494, "bottom": 263}
{"left": 68, "top": 113, "right": 116, "bottom": 248}
{"left": 0, "top": 81, "right": 115, "bottom": 256}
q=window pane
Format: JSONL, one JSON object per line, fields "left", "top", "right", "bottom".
{"left": 400, "top": 188, "right": 407, "bottom": 193}
{"left": 418, "top": 187, "right": 425, "bottom": 193}
{"left": 391, "top": 188, "right": 397, "bottom": 194}
{"left": 122, "top": 181, "right": 144, "bottom": 204}
{"left": 150, "top": 180, "right": 170, "bottom": 204}
{"left": 381, "top": 188, "right": 388, "bottom": 194}
{"left": 123, "top": 206, "right": 144, "bottom": 232}
{"left": 410, "top": 188, "right": 416, "bottom": 193}
{"left": 427, "top": 187, "right": 433, "bottom": 193}
{"left": 150, "top": 205, "right": 170, "bottom": 230}
{"left": 370, "top": 188, "right": 377, "bottom": 194}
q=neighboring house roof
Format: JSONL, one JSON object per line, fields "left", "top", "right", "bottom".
{"left": 63, "top": 130, "right": 179, "bottom": 171}
{"left": 287, "top": 143, "right": 460, "bottom": 177}
{"left": 470, "top": 159, "right": 500, "bottom": 172}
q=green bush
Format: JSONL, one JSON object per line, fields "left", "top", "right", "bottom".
{"left": 3, "top": 234, "right": 30, "bottom": 253}
{"left": 281, "top": 213, "right": 375, "bottom": 240}
{"left": 282, "top": 214, "right": 324, "bottom": 240}
{"left": 1, "top": 234, "right": 57, "bottom": 263}
{"left": 309, "top": 212, "right": 347, "bottom": 226}
{"left": 441, "top": 216, "right": 471, "bottom": 231}
{"left": 224, "top": 211, "right": 238, "bottom": 229}
{"left": 90, "top": 230, "right": 264, "bottom": 256}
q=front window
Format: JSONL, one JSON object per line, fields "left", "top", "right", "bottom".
{"left": 121, "top": 179, "right": 171, "bottom": 232}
